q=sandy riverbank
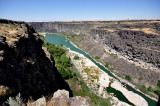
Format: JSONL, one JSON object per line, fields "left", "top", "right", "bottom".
{"left": 68, "top": 49, "right": 148, "bottom": 106}
{"left": 39, "top": 32, "right": 46, "bottom": 37}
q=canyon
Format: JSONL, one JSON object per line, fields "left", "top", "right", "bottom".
{"left": 0, "top": 19, "right": 159, "bottom": 105}
{"left": 30, "top": 20, "right": 160, "bottom": 89}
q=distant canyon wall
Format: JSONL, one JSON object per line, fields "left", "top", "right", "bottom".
{"left": 30, "top": 21, "right": 160, "bottom": 69}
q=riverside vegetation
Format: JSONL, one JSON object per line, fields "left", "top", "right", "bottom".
{"left": 39, "top": 35, "right": 112, "bottom": 105}
{"left": 40, "top": 35, "right": 73, "bottom": 79}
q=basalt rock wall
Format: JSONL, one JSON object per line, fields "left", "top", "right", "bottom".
{"left": 0, "top": 19, "right": 72, "bottom": 104}
{"left": 30, "top": 21, "right": 160, "bottom": 69}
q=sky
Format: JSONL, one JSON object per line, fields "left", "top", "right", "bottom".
{"left": 0, "top": 0, "right": 160, "bottom": 22}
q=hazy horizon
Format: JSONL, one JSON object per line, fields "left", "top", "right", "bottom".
{"left": 0, "top": 0, "right": 160, "bottom": 22}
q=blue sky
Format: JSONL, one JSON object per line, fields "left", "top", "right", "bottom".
{"left": 0, "top": 0, "right": 160, "bottom": 22}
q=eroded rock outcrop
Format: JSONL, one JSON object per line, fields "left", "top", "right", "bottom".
{"left": 29, "top": 89, "right": 89, "bottom": 106}
{"left": 0, "top": 19, "right": 72, "bottom": 104}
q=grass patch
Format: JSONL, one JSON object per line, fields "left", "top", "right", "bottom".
{"left": 83, "top": 67, "right": 99, "bottom": 80}
{"left": 9, "top": 24, "right": 16, "bottom": 30}
{"left": 110, "top": 53, "right": 118, "bottom": 59}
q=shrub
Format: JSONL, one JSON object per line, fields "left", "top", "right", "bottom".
{"left": 113, "top": 55, "right": 118, "bottom": 59}
{"left": 157, "top": 80, "right": 160, "bottom": 88}
{"left": 154, "top": 89, "right": 160, "bottom": 96}
{"left": 125, "top": 75, "right": 132, "bottom": 81}
{"left": 138, "top": 77, "right": 142, "bottom": 80}
{"left": 59, "top": 68, "right": 73, "bottom": 79}
{"left": 95, "top": 56, "right": 100, "bottom": 59}
{"left": 109, "top": 67, "right": 114, "bottom": 71}
{"left": 109, "top": 53, "right": 118, "bottom": 59}
{"left": 147, "top": 86, "right": 153, "bottom": 92}
{"left": 39, "top": 35, "right": 45, "bottom": 41}
{"left": 105, "top": 62, "right": 109, "bottom": 68}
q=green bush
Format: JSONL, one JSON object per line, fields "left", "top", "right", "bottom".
{"left": 138, "top": 77, "right": 142, "bottom": 80}
{"left": 58, "top": 68, "right": 73, "bottom": 79}
{"left": 95, "top": 56, "right": 100, "bottom": 59}
{"left": 109, "top": 53, "right": 118, "bottom": 59}
{"left": 113, "top": 55, "right": 118, "bottom": 59}
{"left": 154, "top": 89, "right": 160, "bottom": 96}
{"left": 139, "top": 85, "right": 147, "bottom": 93}
{"left": 125, "top": 75, "right": 132, "bottom": 81}
{"left": 157, "top": 80, "right": 160, "bottom": 88}
{"left": 105, "top": 62, "right": 109, "bottom": 68}
{"left": 147, "top": 86, "right": 153, "bottom": 92}
{"left": 39, "top": 35, "right": 45, "bottom": 41}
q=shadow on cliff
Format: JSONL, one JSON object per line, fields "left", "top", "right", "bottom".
{"left": 0, "top": 19, "right": 73, "bottom": 104}
{"left": 0, "top": 37, "right": 73, "bottom": 104}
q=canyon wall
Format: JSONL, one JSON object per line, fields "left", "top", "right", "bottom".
{"left": 0, "top": 19, "right": 72, "bottom": 104}
{"left": 30, "top": 21, "right": 160, "bottom": 69}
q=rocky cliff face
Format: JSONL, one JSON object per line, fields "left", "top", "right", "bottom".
{"left": 29, "top": 89, "right": 89, "bottom": 106}
{"left": 0, "top": 19, "right": 72, "bottom": 104}
{"left": 30, "top": 20, "right": 160, "bottom": 69}
{"left": 30, "top": 20, "right": 160, "bottom": 87}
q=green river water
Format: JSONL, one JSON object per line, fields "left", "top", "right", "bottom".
{"left": 45, "top": 33, "right": 157, "bottom": 106}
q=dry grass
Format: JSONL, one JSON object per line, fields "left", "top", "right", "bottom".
{"left": 0, "top": 23, "right": 25, "bottom": 45}
{"left": 0, "top": 23, "right": 23, "bottom": 36}
{"left": 123, "top": 28, "right": 158, "bottom": 35}
{"left": 5, "top": 37, "right": 18, "bottom": 45}
{"left": 82, "top": 67, "right": 99, "bottom": 80}
{"left": 0, "top": 85, "right": 9, "bottom": 96}
{"left": 100, "top": 28, "right": 115, "bottom": 32}
{"left": 107, "top": 29, "right": 115, "bottom": 32}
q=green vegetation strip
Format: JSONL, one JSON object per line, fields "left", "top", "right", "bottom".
{"left": 40, "top": 35, "right": 73, "bottom": 79}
